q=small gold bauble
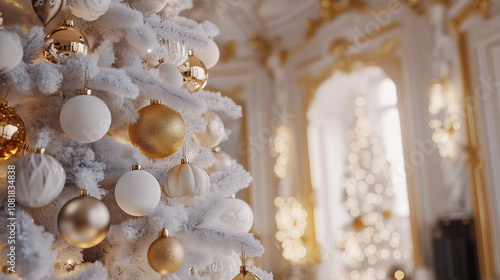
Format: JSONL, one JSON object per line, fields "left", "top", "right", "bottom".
{"left": 351, "top": 216, "right": 366, "bottom": 231}
{"left": 129, "top": 100, "right": 186, "bottom": 158}
{"left": 232, "top": 266, "right": 261, "bottom": 280}
{"left": 0, "top": 102, "right": 25, "bottom": 161}
{"left": 382, "top": 209, "right": 392, "bottom": 219}
{"left": 233, "top": 249, "right": 261, "bottom": 280}
{"left": 44, "top": 20, "right": 89, "bottom": 64}
{"left": 178, "top": 50, "right": 208, "bottom": 93}
{"left": 58, "top": 189, "right": 110, "bottom": 248}
{"left": 147, "top": 228, "right": 185, "bottom": 275}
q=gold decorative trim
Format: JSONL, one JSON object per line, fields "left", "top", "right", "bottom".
{"left": 457, "top": 32, "right": 495, "bottom": 280}
{"left": 219, "top": 41, "right": 238, "bottom": 64}
{"left": 299, "top": 37, "right": 401, "bottom": 89}
{"left": 304, "top": 0, "right": 366, "bottom": 40}
{"left": 446, "top": 1, "right": 495, "bottom": 278}
{"left": 449, "top": 0, "right": 491, "bottom": 34}
{"left": 357, "top": 21, "right": 402, "bottom": 45}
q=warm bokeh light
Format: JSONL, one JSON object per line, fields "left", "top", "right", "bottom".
{"left": 270, "top": 125, "right": 290, "bottom": 178}
{"left": 274, "top": 197, "right": 308, "bottom": 264}
{"left": 428, "top": 80, "right": 461, "bottom": 158}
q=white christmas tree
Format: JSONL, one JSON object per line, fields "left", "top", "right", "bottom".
{"left": 0, "top": 0, "right": 271, "bottom": 279}
{"left": 337, "top": 97, "right": 404, "bottom": 280}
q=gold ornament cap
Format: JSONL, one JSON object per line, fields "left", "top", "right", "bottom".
{"left": 80, "top": 87, "right": 92, "bottom": 95}
{"left": 212, "top": 146, "right": 221, "bottom": 153}
{"left": 64, "top": 19, "right": 75, "bottom": 27}
{"left": 80, "top": 188, "right": 90, "bottom": 196}
{"left": 181, "top": 156, "right": 189, "bottom": 164}
{"left": 158, "top": 228, "right": 170, "bottom": 238}
{"left": 34, "top": 147, "right": 46, "bottom": 154}
{"left": 188, "top": 49, "right": 194, "bottom": 56}
{"left": 132, "top": 164, "right": 143, "bottom": 170}
{"left": 150, "top": 99, "right": 161, "bottom": 105}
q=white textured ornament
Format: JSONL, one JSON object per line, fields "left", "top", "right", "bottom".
{"left": 69, "top": 0, "right": 111, "bottom": 21}
{"left": 0, "top": 29, "right": 23, "bottom": 74}
{"left": 125, "top": 0, "right": 169, "bottom": 15}
{"left": 15, "top": 150, "right": 66, "bottom": 208}
{"left": 193, "top": 39, "right": 220, "bottom": 69}
{"left": 115, "top": 167, "right": 161, "bottom": 216}
{"left": 163, "top": 161, "right": 210, "bottom": 198}
{"left": 220, "top": 198, "right": 254, "bottom": 233}
{"left": 158, "top": 63, "right": 183, "bottom": 88}
{"left": 207, "top": 150, "right": 232, "bottom": 174}
{"left": 60, "top": 94, "right": 111, "bottom": 143}
{"left": 193, "top": 111, "right": 225, "bottom": 148}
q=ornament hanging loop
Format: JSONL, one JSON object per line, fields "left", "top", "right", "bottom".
{"left": 181, "top": 140, "right": 188, "bottom": 163}
{"left": 0, "top": 83, "right": 9, "bottom": 105}
{"left": 81, "top": 67, "right": 92, "bottom": 95}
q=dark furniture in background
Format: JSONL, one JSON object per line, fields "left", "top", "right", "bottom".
{"left": 433, "top": 217, "right": 480, "bottom": 280}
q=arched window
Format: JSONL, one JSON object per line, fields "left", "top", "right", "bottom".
{"left": 307, "top": 66, "right": 413, "bottom": 279}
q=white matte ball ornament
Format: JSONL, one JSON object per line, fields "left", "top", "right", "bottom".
{"left": 158, "top": 62, "right": 184, "bottom": 88}
{"left": 70, "top": 0, "right": 111, "bottom": 21}
{"left": 0, "top": 29, "right": 23, "bottom": 74}
{"left": 60, "top": 91, "right": 111, "bottom": 143}
{"left": 125, "top": 0, "right": 169, "bottom": 15}
{"left": 194, "top": 39, "right": 220, "bottom": 69}
{"left": 207, "top": 148, "right": 232, "bottom": 174}
{"left": 163, "top": 158, "right": 210, "bottom": 198}
{"left": 115, "top": 165, "right": 161, "bottom": 216}
{"left": 219, "top": 198, "right": 254, "bottom": 233}
{"left": 15, "top": 148, "right": 66, "bottom": 208}
{"left": 193, "top": 111, "right": 224, "bottom": 148}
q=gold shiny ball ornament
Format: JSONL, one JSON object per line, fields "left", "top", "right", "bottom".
{"left": 129, "top": 100, "right": 186, "bottom": 158}
{"left": 0, "top": 102, "right": 25, "bottom": 161}
{"left": 148, "top": 228, "right": 185, "bottom": 275}
{"left": 178, "top": 50, "right": 208, "bottom": 93}
{"left": 193, "top": 111, "right": 225, "bottom": 148}
{"left": 233, "top": 249, "right": 261, "bottom": 280}
{"left": 58, "top": 189, "right": 110, "bottom": 249}
{"left": 44, "top": 20, "right": 89, "bottom": 64}
{"left": 232, "top": 266, "right": 261, "bottom": 280}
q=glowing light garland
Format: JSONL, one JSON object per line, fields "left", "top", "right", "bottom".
{"left": 270, "top": 125, "right": 290, "bottom": 179}
{"left": 274, "top": 197, "right": 308, "bottom": 265}
{"left": 428, "top": 80, "right": 461, "bottom": 158}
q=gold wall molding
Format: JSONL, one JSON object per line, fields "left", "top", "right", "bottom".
{"left": 303, "top": 0, "right": 429, "bottom": 40}
{"left": 299, "top": 37, "right": 401, "bottom": 91}
{"left": 447, "top": 1, "right": 495, "bottom": 278}
{"left": 450, "top": 0, "right": 491, "bottom": 34}
{"left": 219, "top": 41, "right": 238, "bottom": 64}
{"left": 304, "top": 0, "right": 366, "bottom": 40}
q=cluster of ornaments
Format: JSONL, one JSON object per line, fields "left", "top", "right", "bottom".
{"left": 0, "top": 0, "right": 257, "bottom": 278}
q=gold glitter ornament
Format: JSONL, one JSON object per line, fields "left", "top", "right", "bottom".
{"left": 129, "top": 100, "right": 186, "bottom": 158}
{"left": 148, "top": 228, "right": 185, "bottom": 275}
